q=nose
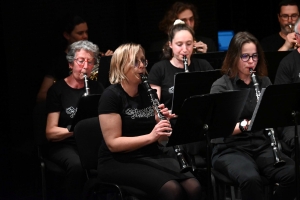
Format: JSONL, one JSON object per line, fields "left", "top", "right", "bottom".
{"left": 83, "top": 32, "right": 88, "bottom": 40}
{"left": 186, "top": 20, "right": 191, "bottom": 27}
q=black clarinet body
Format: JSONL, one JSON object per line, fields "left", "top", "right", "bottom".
{"left": 250, "top": 69, "right": 285, "bottom": 167}
{"left": 140, "top": 74, "right": 192, "bottom": 173}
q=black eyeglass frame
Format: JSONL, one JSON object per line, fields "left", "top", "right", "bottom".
{"left": 240, "top": 54, "right": 259, "bottom": 62}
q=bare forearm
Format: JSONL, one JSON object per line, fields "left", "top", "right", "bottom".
{"left": 46, "top": 127, "right": 73, "bottom": 142}
{"left": 107, "top": 134, "right": 155, "bottom": 153}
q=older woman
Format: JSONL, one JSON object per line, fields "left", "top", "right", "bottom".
{"left": 210, "top": 31, "right": 296, "bottom": 200}
{"left": 46, "top": 40, "right": 104, "bottom": 200}
{"left": 97, "top": 43, "right": 201, "bottom": 200}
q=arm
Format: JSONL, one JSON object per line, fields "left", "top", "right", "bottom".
{"left": 36, "top": 76, "right": 55, "bottom": 103}
{"left": 46, "top": 112, "right": 73, "bottom": 142}
{"left": 99, "top": 113, "right": 172, "bottom": 153}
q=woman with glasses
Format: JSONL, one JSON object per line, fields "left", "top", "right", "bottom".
{"left": 210, "top": 31, "right": 296, "bottom": 200}
{"left": 46, "top": 40, "right": 104, "bottom": 200}
{"left": 261, "top": 0, "right": 299, "bottom": 51}
{"left": 36, "top": 15, "right": 113, "bottom": 102}
{"left": 97, "top": 43, "right": 201, "bottom": 200}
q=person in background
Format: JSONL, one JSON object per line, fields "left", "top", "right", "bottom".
{"left": 273, "top": 17, "right": 300, "bottom": 160}
{"left": 46, "top": 40, "right": 104, "bottom": 200}
{"left": 210, "top": 31, "right": 295, "bottom": 200}
{"left": 97, "top": 43, "right": 202, "bottom": 200}
{"left": 261, "top": 0, "right": 299, "bottom": 51}
{"left": 37, "top": 15, "right": 112, "bottom": 102}
{"left": 148, "top": 1, "right": 217, "bottom": 53}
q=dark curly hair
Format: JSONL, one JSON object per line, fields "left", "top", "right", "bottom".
{"left": 159, "top": 2, "right": 199, "bottom": 34}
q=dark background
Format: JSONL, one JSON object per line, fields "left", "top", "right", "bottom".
{"left": 0, "top": 0, "right": 289, "bottom": 199}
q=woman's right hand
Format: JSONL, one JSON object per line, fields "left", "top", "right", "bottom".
{"left": 150, "top": 120, "right": 172, "bottom": 141}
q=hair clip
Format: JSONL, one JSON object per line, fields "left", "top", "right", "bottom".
{"left": 173, "top": 19, "right": 185, "bottom": 25}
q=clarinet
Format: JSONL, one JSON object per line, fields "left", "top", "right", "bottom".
{"left": 183, "top": 55, "right": 189, "bottom": 72}
{"left": 140, "top": 73, "right": 192, "bottom": 173}
{"left": 83, "top": 73, "right": 90, "bottom": 96}
{"left": 250, "top": 68, "right": 285, "bottom": 167}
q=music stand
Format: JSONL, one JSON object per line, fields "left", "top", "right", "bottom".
{"left": 167, "top": 90, "right": 249, "bottom": 200}
{"left": 171, "top": 70, "right": 222, "bottom": 114}
{"left": 247, "top": 83, "right": 300, "bottom": 200}
{"left": 69, "top": 94, "right": 101, "bottom": 131}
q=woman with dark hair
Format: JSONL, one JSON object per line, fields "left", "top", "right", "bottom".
{"left": 210, "top": 31, "right": 296, "bottom": 200}
{"left": 148, "top": 19, "right": 213, "bottom": 111}
{"left": 36, "top": 15, "right": 113, "bottom": 102}
{"left": 148, "top": 1, "right": 216, "bottom": 53}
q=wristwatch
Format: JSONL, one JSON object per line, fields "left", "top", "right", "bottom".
{"left": 239, "top": 119, "right": 248, "bottom": 132}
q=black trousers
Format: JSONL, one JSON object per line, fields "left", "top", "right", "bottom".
{"left": 47, "top": 143, "right": 85, "bottom": 200}
{"left": 212, "top": 142, "right": 296, "bottom": 200}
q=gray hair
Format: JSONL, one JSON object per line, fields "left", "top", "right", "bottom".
{"left": 66, "top": 40, "right": 100, "bottom": 67}
{"left": 295, "top": 18, "right": 300, "bottom": 32}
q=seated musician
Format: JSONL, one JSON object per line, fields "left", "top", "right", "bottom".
{"left": 210, "top": 31, "right": 295, "bottom": 200}
{"left": 147, "top": 20, "right": 213, "bottom": 170}
{"left": 46, "top": 40, "right": 104, "bottom": 200}
{"left": 97, "top": 43, "right": 202, "bottom": 200}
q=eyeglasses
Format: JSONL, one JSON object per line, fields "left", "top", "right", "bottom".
{"left": 279, "top": 14, "right": 299, "bottom": 21}
{"left": 134, "top": 59, "right": 148, "bottom": 68}
{"left": 240, "top": 54, "right": 258, "bottom": 62}
{"left": 74, "top": 57, "right": 95, "bottom": 67}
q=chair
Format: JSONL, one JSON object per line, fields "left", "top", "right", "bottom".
{"left": 73, "top": 117, "right": 148, "bottom": 200}
{"left": 33, "top": 102, "right": 66, "bottom": 200}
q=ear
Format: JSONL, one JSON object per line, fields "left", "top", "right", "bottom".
{"left": 169, "top": 41, "right": 172, "bottom": 48}
{"left": 63, "top": 31, "right": 70, "bottom": 40}
{"left": 69, "top": 62, "right": 73, "bottom": 70}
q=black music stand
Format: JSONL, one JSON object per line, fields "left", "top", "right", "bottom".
{"left": 167, "top": 89, "right": 249, "bottom": 200}
{"left": 171, "top": 70, "right": 222, "bottom": 114}
{"left": 69, "top": 94, "right": 101, "bottom": 131}
{"left": 247, "top": 83, "right": 300, "bottom": 200}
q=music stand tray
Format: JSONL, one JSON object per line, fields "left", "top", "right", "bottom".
{"left": 69, "top": 94, "right": 101, "bottom": 131}
{"left": 171, "top": 70, "right": 222, "bottom": 114}
{"left": 248, "top": 83, "right": 300, "bottom": 131}
{"left": 168, "top": 89, "right": 249, "bottom": 146}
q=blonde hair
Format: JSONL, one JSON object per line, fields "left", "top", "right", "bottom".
{"left": 109, "top": 43, "right": 145, "bottom": 84}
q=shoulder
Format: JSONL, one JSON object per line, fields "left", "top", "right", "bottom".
{"left": 210, "top": 75, "right": 230, "bottom": 93}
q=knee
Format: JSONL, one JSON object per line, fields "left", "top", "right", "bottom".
{"left": 239, "top": 174, "right": 263, "bottom": 190}
{"left": 67, "top": 160, "right": 84, "bottom": 175}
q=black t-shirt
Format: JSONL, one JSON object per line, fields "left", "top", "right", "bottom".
{"left": 148, "top": 58, "right": 213, "bottom": 109}
{"left": 46, "top": 79, "right": 104, "bottom": 144}
{"left": 274, "top": 49, "right": 300, "bottom": 84}
{"left": 210, "top": 74, "right": 272, "bottom": 145}
{"left": 98, "top": 84, "right": 161, "bottom": 162}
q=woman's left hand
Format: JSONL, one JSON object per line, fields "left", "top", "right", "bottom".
{"left": 158, "top": 104, "right": 176, "bottom": 119}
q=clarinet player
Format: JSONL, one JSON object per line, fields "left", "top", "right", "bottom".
{"left": 46, "top": 40, "right": 104, "bottom": 199}
{"left": 210, "top": 31, "right": 296, "bottom": 200}
{"left": 97, "top": 43, "right": 202, "bottom": 200}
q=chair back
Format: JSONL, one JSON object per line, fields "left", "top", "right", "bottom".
{"left": 74, "top": 117, "right": 103, "bottom": 170}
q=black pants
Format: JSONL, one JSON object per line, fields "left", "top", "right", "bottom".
{"left": 47, "top": 143, "right": 85, "bottom": 200}
{"left": 212, "top": 142, "right": 296, "bottom": 200}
